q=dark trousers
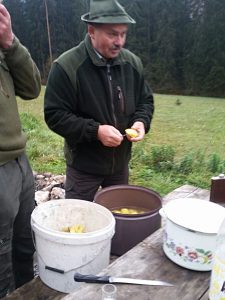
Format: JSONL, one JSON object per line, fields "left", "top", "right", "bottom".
{"left": 65, "top": 165, "right": 129, "bottom": 201}
{"left": 0, "top": 154, "right": 35, "bottom": 298}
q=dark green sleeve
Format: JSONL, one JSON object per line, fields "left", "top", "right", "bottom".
{"left": 122, "top": 50, "right": 154, "bottom": 133}
{"left": 4, "top": 37, "right": 41, "bottom": 100}
{"left": 130, "top": 79, "right": 154, "bottom": 133}
{"left": 44, "top": 63, "right": 100, "bottom": 149}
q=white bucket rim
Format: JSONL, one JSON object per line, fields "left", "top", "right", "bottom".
{"left": 31, "top": 199, "right": 115, "bottom": 243}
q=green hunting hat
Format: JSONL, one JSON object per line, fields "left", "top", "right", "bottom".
{"left": 81, "top": 0, "right": 136, "bottom": 24}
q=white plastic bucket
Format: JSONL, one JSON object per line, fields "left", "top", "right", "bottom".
{"left": 31, "top": 199, "right": 115, "bottom": 293}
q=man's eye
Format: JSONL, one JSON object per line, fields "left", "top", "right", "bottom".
{"left": 109, "top": 33, "right": 117, "bottom": 37}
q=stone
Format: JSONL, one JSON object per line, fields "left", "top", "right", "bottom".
{"left": 35, "top": 190, "right": 50, "bottom": 205}
{"left": 50, "top": 187, "right": 65, "bottom": 199}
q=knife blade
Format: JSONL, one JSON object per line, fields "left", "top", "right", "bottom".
{"left": 74, "top": 273, "right": 174, "bottom": 287}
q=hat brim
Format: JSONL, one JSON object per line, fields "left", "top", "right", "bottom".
{"left": 81, "top": 13, "right": 136, "bottom": 24}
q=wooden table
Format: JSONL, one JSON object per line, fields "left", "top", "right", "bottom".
{"left": 4, "top": 185, "right": 211, "bottom": 300}
{"left": 64, "top": 229, "right": 210, "bottom": 300}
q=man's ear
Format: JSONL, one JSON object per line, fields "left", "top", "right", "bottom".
{"left": 88, "top": 25, "right": 95, "bottom": 40}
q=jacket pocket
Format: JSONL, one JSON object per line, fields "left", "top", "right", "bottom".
{"left": 117, "top": 86, "right": 125, "bottom": 113}
{"left": 117, "top": 86, "right": 136, "bottom": 116}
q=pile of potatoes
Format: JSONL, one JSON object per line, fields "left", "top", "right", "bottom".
{"left": 112, "top": 207, "right": 145, "bottom": 215}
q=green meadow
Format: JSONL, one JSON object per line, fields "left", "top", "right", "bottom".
{"left": 18, "top": 88, "right": 225, "bottom": 196}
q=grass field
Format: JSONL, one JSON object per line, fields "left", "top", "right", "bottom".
{"left": 18, "top": 87, "right": 225, "bottom": 196}
{"left": 150, "top": 94, "right": 225, "bottom": 158}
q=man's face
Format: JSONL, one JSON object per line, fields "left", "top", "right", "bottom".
{"left": 88, "top": 23, "right": 128, "bottom": 59}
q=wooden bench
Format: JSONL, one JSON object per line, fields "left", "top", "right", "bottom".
{"left": 4, "top": 185, "right": 211, "bottom": 300}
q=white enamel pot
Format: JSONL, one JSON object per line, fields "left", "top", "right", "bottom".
{"left": 160, "top": 198, "right": 225, "bottom": 271}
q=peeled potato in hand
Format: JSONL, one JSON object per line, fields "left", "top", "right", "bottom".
{"left": 125, "top": 128, "right": 138, "bottom": 138}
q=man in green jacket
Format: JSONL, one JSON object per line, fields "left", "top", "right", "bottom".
{"left": 0, "top": 3, "right": 41, "bottom": 298}
{"left": 44, "top": 0, "right": 154, "bottom": 201}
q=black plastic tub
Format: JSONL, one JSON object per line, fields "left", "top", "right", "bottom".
{"left": 94, "top": 184, "right": 162, "bottom": 256}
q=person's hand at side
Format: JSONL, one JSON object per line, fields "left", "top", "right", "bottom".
{"left": 127, "top": 121, "right": 145, "bottom": 142}
{"left": 98, "top": 124, "right": 123, "bottom": 147}
{"left": 0, "top": 4, "right": 14, "bottom": 49}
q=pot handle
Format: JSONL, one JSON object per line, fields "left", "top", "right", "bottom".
{"left": 159, "top": 208, "right": 166, "bottom": 218}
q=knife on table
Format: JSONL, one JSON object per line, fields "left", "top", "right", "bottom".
{"left": 74, "top": 273, "right": 174, "bottom": 287}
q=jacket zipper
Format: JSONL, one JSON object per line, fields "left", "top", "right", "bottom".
{"left": 107, "top": 64, "right": 117, "bottom": 127}
{"left": 107, "top": 63, "right": 116, "bottom": 174}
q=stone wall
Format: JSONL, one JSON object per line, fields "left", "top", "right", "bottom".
{"left": 34, "top": 172, "right": 66, "bottom": 205}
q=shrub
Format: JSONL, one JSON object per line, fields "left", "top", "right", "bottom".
{"left": 150, "top": 145, "right": 175, "bottom": 171}
{"left": 207, "top": 153, "right": 222, "bottom": 173}
{"left": 178, "top": 153, "right": 194, "bottom": 174}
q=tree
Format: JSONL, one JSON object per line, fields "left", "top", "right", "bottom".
{"left": 4, "top": 0, "right": 225, "bottom": 97}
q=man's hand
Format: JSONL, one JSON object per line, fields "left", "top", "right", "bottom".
{"left": 98, "top": 125, "right": 123, "bottom": 147}
{"left": 126, "top": 121, "right": 145, "bottom": 142}
{"left": 0, "top": 4, "right": 14, "bottom": 49}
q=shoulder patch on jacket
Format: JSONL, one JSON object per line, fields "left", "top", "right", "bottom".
{"left": 56, "top": 41, "right": 87, "bottom": 76}
{"left": 120, "top": 48, "right": 143, "bottom": 74}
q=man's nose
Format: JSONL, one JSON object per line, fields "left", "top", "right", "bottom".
{"left": 115, "top": 36, "right": 124, "bottom": 46}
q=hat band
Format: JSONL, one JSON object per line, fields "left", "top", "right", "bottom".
{"left": 90, "top": 12, "right": 128, "bottom": 20}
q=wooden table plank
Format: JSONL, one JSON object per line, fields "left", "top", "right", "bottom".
{"left": 3, "top": 277, "right": 66, "bottom": 300}
{"left": 200, "top": 290, "right": 210, "bottom": 300}
{"left": 162, "top": 184, "right": 210, "bottom": 204}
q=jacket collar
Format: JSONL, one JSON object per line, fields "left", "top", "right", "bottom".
{"left": 84, "top": 34, "right": 123, "bottom": 67}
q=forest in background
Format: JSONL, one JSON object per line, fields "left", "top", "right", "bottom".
{"left": 3, "top": 0, "right": 225, "bottom": 98}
